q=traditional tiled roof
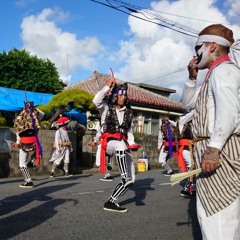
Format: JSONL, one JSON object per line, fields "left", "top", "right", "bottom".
{"left": 64, "top": 71, "right": 183, "bottom": 110}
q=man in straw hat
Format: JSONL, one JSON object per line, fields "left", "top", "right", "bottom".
{"left": 181, "top": 24, "right": 240, "bottom": 239}
{"left": 49, "top": 116, "right": 73, "bottom": 177}
{"left": 93, "top": 76, "right": 139, "bottom": 213}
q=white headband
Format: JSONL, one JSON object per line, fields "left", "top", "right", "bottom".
{"left": 114, "top": 90, "right": 127, "bottom": 95}
{"left": 196, "top": 34, "right": 240, "bottom": 67}
{"left": 196, "top": 34, "right": 232, "bottom": 47}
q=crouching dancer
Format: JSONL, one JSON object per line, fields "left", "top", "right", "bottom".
{"left": 93, "top": 76, "right": 136, "bottom": 213}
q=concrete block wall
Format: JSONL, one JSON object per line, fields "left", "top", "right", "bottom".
{"left": 0, "top": 128, "right": 78, "bottom": 178}
{"left": 0, "top": 128, "right": 177, "bottom": 178}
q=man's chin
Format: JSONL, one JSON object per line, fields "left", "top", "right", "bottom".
{"left": 117, "top": 104, "right": 124, "bottom": 108}
{"left": 196, "top": 64, "right": 206, "bottom": 70}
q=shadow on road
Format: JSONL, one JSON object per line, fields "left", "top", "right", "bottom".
{"left": 0, "top": 181, "right": 79, "bottom": 239}
{"left": 119, "top": 177, "right": 155, "bottom": 206}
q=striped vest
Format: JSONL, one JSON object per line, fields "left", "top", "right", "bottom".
{"left": 192, "top": 62, "right": 240, "bottom": 216}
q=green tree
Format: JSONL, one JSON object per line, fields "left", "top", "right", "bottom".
{"left": 0, "top": 48, "right": 63, "bottom": 94}
{"left": 38, "top": 89, "right": 96, "bottom": 128}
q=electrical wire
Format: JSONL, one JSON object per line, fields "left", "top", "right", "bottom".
{"left": 91, "top": 0, "right": 198, "bottom": 38}
{"left": 110, "top": 0, "right": 236, "bottom": 26}
{"left": 130, "top": 67, "right": 187, "bottom": 85}
{"left": 90, "top": 0, "right": 236, "bottom": 87}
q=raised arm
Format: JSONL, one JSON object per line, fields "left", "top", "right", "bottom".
{"left": 93, "top": 78, "right": 116, "bottom": 112}
{"left": 181, "top": 56, "right": 200, "bottom": 111}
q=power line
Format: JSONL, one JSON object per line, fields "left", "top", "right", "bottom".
{"left": 89, "top": 0, "right": 207, "bottom": 87}
{"left": 91, "top": 0, "right": 198, "bottom": 38}
{"left": 110, "top": 0, "right": 235, "bottom": 26}
{"left": 132, "top": 67, "right": 187, "bottom": 85}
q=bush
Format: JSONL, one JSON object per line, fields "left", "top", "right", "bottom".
{"left": 0, "top": 116, "right": 7, "bottom": 127}
{"left": 40, "top": 121, "right": 51, "bottom": 129}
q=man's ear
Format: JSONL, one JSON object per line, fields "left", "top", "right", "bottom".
{"left": 210, "top": 42, "right": 217, "bottom": 52}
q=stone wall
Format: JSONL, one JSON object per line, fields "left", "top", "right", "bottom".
{"left": 0, "top": 128, "right": 77, "bottom": 178}
{"left": 0, "top": 128, "right": 176, "bottom": 178}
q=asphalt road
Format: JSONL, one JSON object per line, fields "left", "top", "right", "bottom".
{"left": 0, "top": 169, "right": 202, "bottom": 240}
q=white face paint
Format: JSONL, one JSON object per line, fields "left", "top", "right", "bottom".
{"left": 195, "top": 43, "right": 210, "bottom": 69}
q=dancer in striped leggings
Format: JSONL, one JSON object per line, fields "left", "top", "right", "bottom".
{"left": 93, "top": 76, "right": 137, "bottom": 213}
{"left": 13, "top": 101, "right": 44, "bottom": 188}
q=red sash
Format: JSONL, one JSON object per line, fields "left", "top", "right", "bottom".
{"left": 178, "top": 139, "right": 190, "bottom": 172}
{"left": 163, "top": 142, "right": 178, "bottom": 146}
{"left": 163, "top": 141, "right": 179, "bottom": 158}
{"left": 20, "top": 136, "right": 40, "bottom": 165}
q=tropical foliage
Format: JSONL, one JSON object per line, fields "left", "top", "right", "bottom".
{"left": 0, "top": 48, "right": 63, "bottom": 94}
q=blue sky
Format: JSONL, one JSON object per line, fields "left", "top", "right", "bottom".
{"left": 1, "top": 0, "right": 240, "bottom": 100}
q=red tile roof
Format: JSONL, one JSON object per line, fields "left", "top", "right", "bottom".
{"left": 64, "top": 71, "right": 183, "bottom": 110}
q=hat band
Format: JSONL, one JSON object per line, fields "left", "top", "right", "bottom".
{"left": 114, "top": 90, "right": 127, "bottom": 95}
{"left": 197, "top": 34, "right": 232, "bottom": 47}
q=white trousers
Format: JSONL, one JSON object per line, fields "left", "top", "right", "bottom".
{"left": 106, "top": 140, "right": 135, "bottom": 182}
{"left": 197, "top": 194, "right": 240, "bottom": 240}
{"left": 106, "top": 140, "right": 127, "bottom": 155}
{"left": 158, "top": 148, "right": 169, "bottom": 164}
{"left": 158, "top": 148, "right": 191, "bottom": 169}
{"left": 182, "top": 149, "right": 191, "bottom": 169}
{"left": 19, "top": 149, "right": 31, "bottom": 168}
{"left": 95, "top": 144, "right": 101, "bottom": 167}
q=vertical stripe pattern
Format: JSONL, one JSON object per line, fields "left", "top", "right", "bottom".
{"left": 108, "top": 150, "right": 131, "bottom": 203}
{"left": 116, "top": 150, "right": 127, "bottom": 178}
{"left": 109, "top": 182, "right": 127, "bottom": 203}
{"left": 192, "top": 73, "right": 240, "bottom": 217}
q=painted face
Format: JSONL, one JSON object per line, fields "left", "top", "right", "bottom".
{"left": 195, "top": 43, "right": 210, "bottom": 69}
{"left": 117, "top": 94, "right": 127, "bottom": 108}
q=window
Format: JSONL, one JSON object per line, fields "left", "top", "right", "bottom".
{"left": 133, "top": 111, "right": 160, "bottom": 135}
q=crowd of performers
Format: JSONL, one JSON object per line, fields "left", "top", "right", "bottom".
{"left": 10, "top": 22, "right": 240, "bottom": 239}
{"left": 12, "top": 101, "right": 74, "bottom": 188}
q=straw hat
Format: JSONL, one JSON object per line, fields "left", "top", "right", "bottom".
{"left": 56, "top": 116, "right": 70, "bottom": 126}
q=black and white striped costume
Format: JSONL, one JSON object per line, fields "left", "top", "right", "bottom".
{"left": 93, "top": 84, "right": 136, "bottom": 206}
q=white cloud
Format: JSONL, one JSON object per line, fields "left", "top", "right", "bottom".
{"left": 227, "top": 0, "right": 240, "bottom": 22}
{"left": 113, "top": 0, "right": 240, "bottom": 100}
{"left": 19, "top": 1, "right": 240, "bottom": 101}
{"left": 16, "top": 0, "right": 37, "bottom": 7}
{"left": 21, "top": 8, "right": 104, "bottom": 83}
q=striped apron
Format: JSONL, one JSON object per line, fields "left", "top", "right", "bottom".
{"left": 192, "top": 61, "right": 240, "bottom": 217}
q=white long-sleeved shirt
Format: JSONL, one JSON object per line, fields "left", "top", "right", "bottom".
{"left": 178, "top": 111, "right": 194, "bottom": 134}
{"left": 93, "top": 125, "right": 101, "bottom": 144}
{"left": 55, "top": 127, "right": 72, "bottom": 151}
{"left": 182, "top": 62, "right": 240, "bottom": 150}
{"left": 93, "top": 85, "right": 135, "bottom": 145}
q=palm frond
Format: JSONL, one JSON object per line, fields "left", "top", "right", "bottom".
{"left": 170, "top": 168, "right": 201, "bottom": 186}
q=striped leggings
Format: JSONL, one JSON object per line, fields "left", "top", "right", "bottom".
{"left": 106, "top": 140, "right": 135, "bottom": 203}
{"left": 19, "top": 149, "right": 32, "bottom": 183}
